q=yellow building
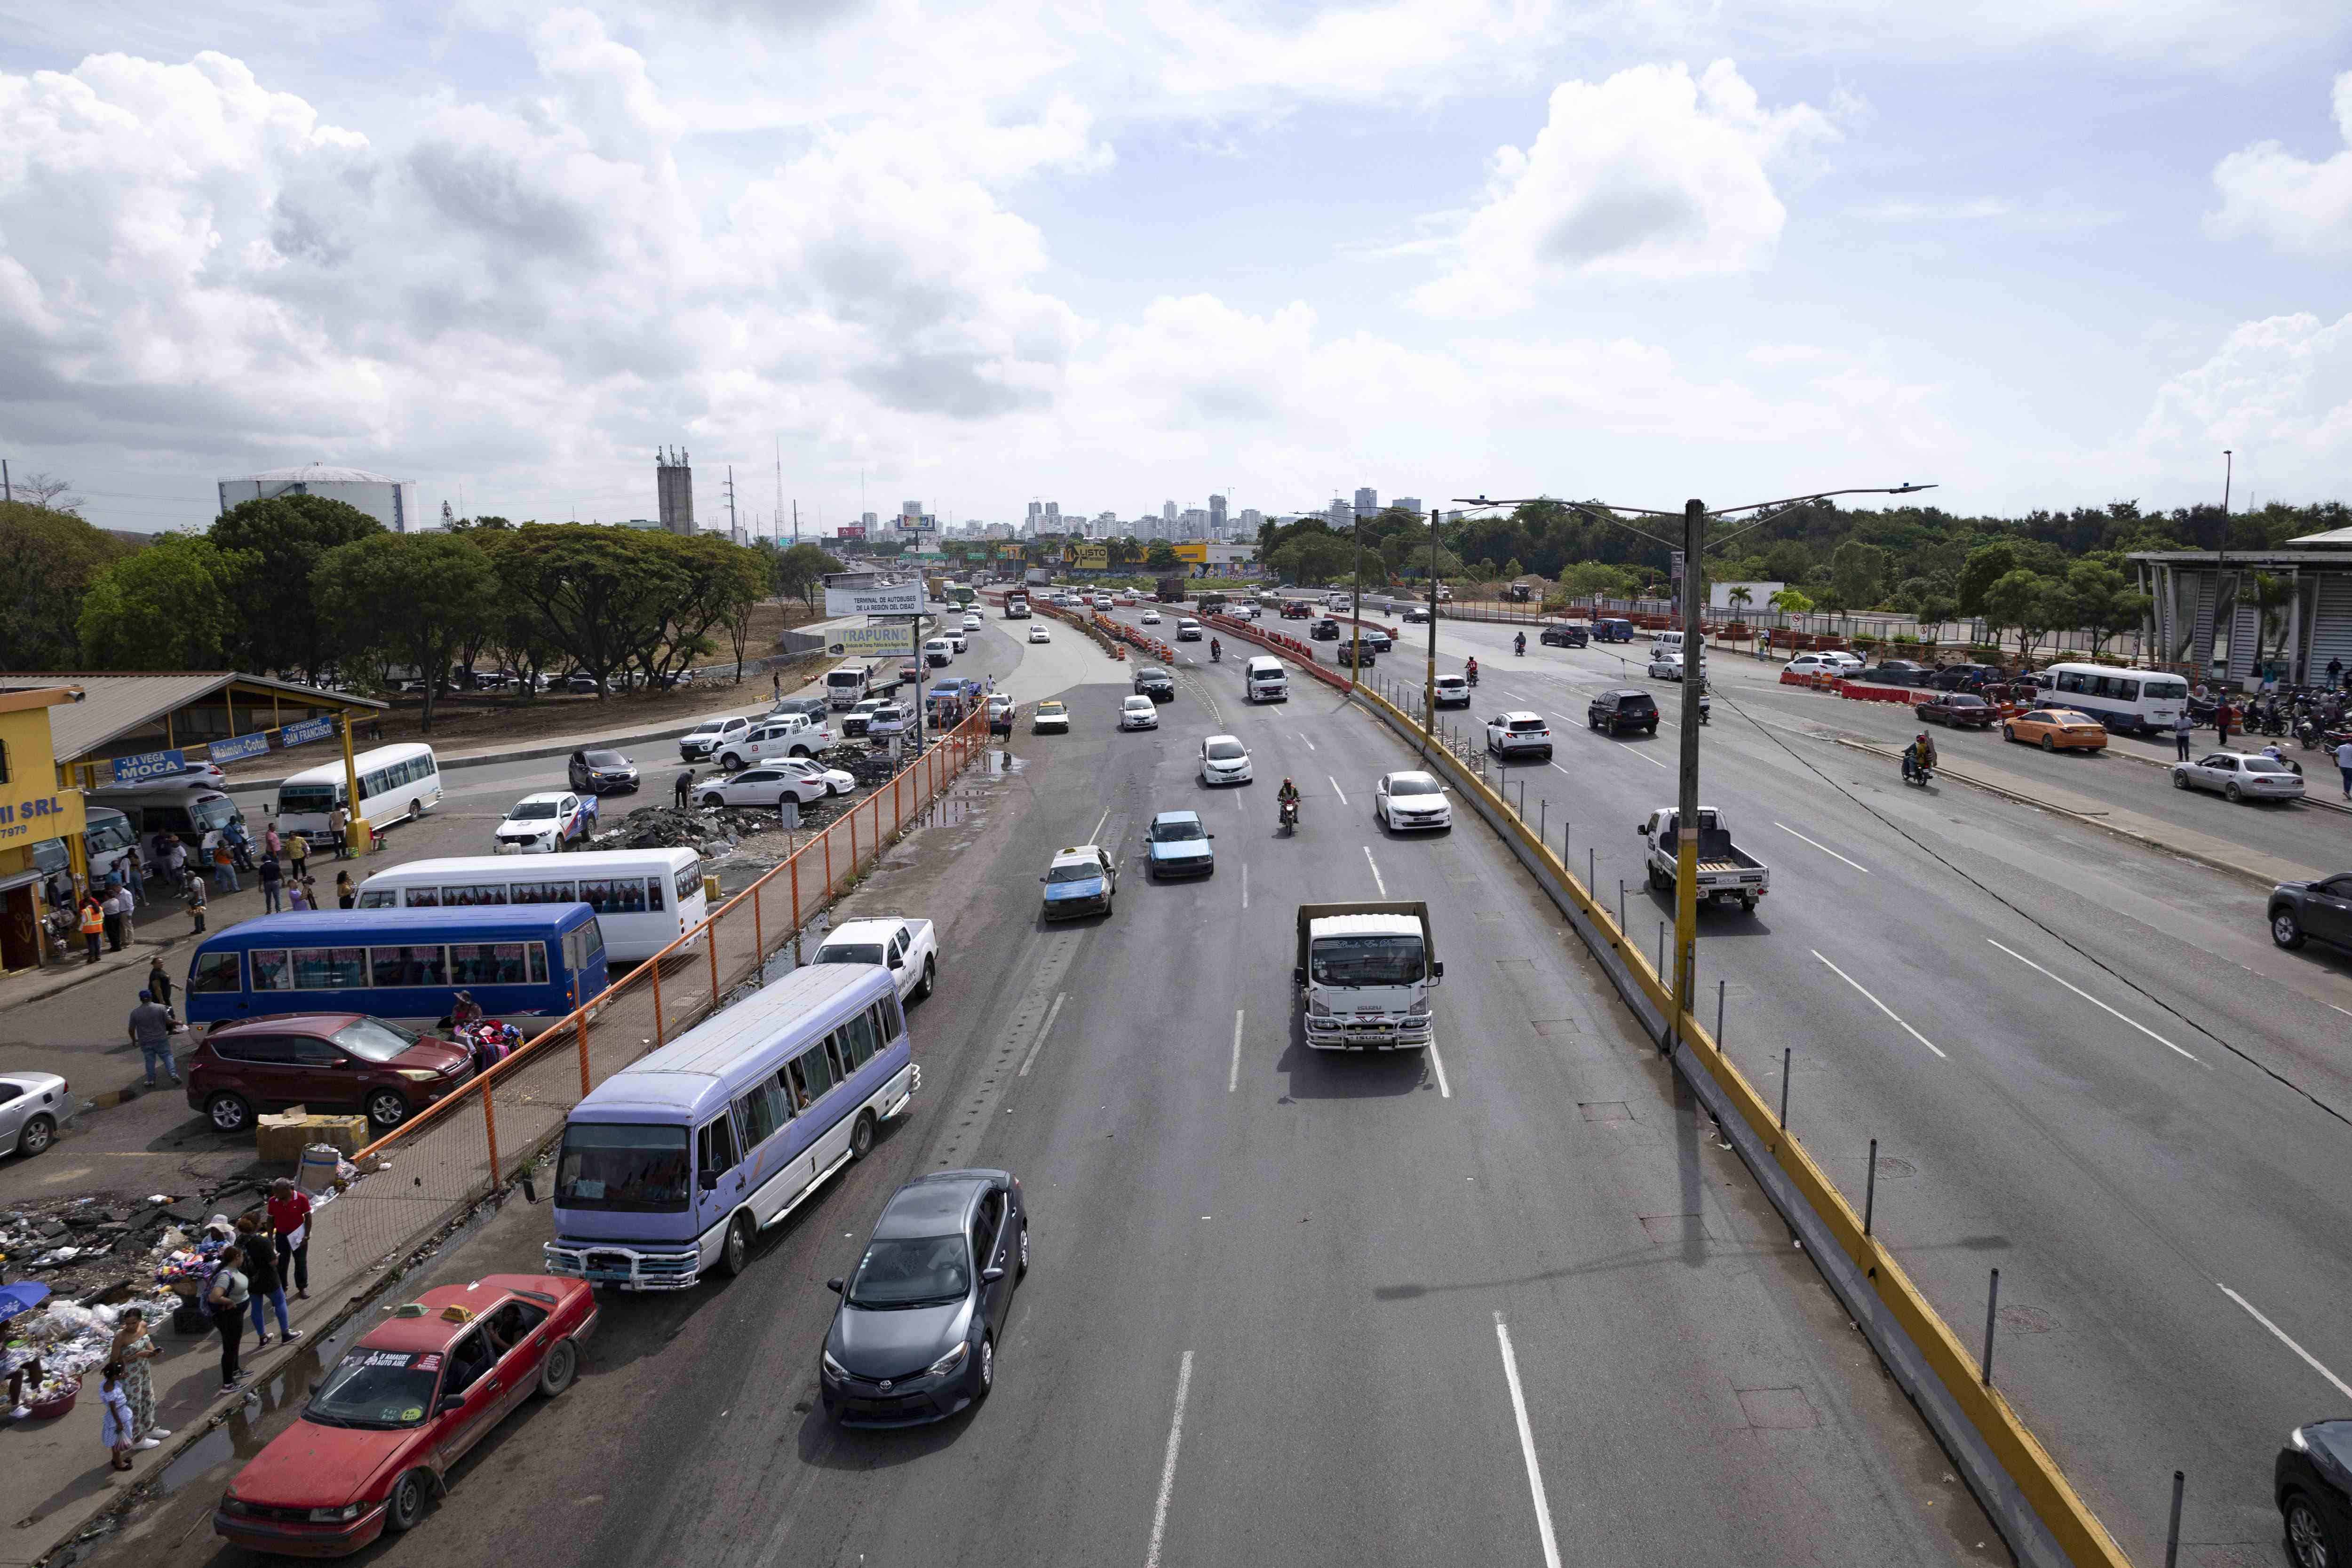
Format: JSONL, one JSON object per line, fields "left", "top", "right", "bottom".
{"left": 0, "top": 686, "right": 84, "bottom": 975}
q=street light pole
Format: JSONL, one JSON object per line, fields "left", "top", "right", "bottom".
{"left": 1673, "top": 499, "right": 1703, "bottom": 1043}
{"left": 1426, "top": 507, "right": 1441, "bottom": 736}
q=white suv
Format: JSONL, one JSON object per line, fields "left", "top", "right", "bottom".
{"left": 1788, "top": 652, "right": 1861, "bottom": 678}
{"left": 680, "top": 715, "right": 751, "bottom": 762}
{"left": 1485, "top": 711, "right": 1553, "bottom": 759}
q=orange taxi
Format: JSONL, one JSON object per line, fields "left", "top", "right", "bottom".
{"left": 2002, "top": 707, "right": 2108, "bottom": 752}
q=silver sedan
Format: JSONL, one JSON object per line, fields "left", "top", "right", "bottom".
{"left": 0, "top": 1071, "right": 74, "bottom": 1159}
{"left": 2171, "top": 750, "right": 2305, "bottom": 803}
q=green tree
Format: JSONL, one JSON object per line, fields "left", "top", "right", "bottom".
{"left": 1768, "top": 587, "right": 1814, "bottom": 614}
{"left": 1956, "top": 543, "right": 2017, "bottom": 619}
{"left": 76, "top": 533, "right": 247, "bottom": 669}
{"left": 500, "top": 525, "right": 680, "bottom": 696}
{"left": 1725, "top": 584, "right": 1753, "bottom": 613}
{"left": 210, "top": 494, "right": 385, "bottom": 678}
{"left": 771, "top": 541, "right": 845, "bottom": 609}
{"left": 2064, "top": 561, "right": 2153, "bottom": 656}
{"left": 1144, "top": 541, "right": 1180, "bottom": 571}
{"left": 0, "top": 499, "right": 128, "bottom": 667}
{"left": 2251, "top": 571, "right": 2297, "bottom": 670}
{"left": 1269, "top": 533, "right": 1352, "bottom": 587}
{"left": 1980, "top": 568, "right": 2049, "bottom": 658}
{"left": 1828, "top": 541, "right": 1888, "bottom": 612}
{"left": 1912, "top": 592, "right": 1958, "bottom": 639}
{"left": 648, "top": 534, "right": 768, "bottom": 686}
{"left": 313, "top": 533, "right": 497, "bottom": 731}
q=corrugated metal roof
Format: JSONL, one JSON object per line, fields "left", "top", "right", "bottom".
{"left": 0, "top": 672, "right": 384, "bottom": 763}
{"left": 2288, "top": 527, "right": 2352, "bottom": 546}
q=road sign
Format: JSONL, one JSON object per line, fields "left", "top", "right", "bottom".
{"left": 826, "top": 624, "right": 918, "bottom": 658}
{"left": 280, "top": 717, "right": 335, "bottom": 748}
{"left": 209, "top": 733, "right": 270, "bottom": 764}
{"left": 109, "top": 748, "right": 186, "bottom": 785}
{"left": 823, "top": 582, "right": 924, "bottom": 618}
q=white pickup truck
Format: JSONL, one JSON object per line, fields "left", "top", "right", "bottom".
{"left": 813, "top": 916, "right": 938, "bottom": 1004}
{"left": 1293, "top": 901, "right": 1443, "bottom": 1051}
{"left": 1637, "top": 806, "right": 1768, "bottom": 912}
{"left": 717, "top": 713, "right": 834, "bottom": 769}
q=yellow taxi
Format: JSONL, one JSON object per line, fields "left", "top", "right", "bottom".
{"left": 2002, "top": 707, "right": 2107, "bottom": 752}
{"left": 1031, "top": 700, "right": 1070, "bottom": 734}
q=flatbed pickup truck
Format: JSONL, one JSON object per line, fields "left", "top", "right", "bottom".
{"left": 1636, "top": 806, "right": 1768, "bottom": 912}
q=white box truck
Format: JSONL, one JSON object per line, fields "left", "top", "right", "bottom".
{"left": 1293, "top": 901, "right": 1442, "bottom": 1051}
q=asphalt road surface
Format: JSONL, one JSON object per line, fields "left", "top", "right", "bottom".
{"left": 1144, "top": 600, "right": 2351, "bottom": 1566}
{"left": 74, "top": 613, "right": 1997, "bottom": 1568}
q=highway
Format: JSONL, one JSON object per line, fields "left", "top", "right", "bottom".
{"left": 79, "top": 610, "right": 1995, "bottom": 1568}
{"left": 1120, "top": 597, "right": 2352, "bottom": 1565}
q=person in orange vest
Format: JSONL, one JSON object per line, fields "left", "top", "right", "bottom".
{"left": 78, "top": 893, "right": 105, "bottom": 965}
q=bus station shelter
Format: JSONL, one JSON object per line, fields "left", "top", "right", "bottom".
{"left": 2132, "top": 528, "right": 2352, "bottom": 689}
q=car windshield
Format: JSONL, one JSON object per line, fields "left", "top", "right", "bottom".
{"left": 1141, "top": 669, "right": 1168, "bottom": 681}
{"left": 556, "top": 1123, "right": 691, "bottom": 1211}
{"left": 307, "top": 1348, "right": 442, "bottom": 1430}
{"left": 1389, "top": 775, "right": 1441, "bottom": 796}
{"left": 1619, "top": 694, "right": 1655, "bottom": 710}
{"left": 278, "top": 783, "right": 336, "bottom": 812}
{"left": 511, "top": 800, "right": 563, "bottom": 820}
{"left": 1047, "top": 861, "right": 1101, "bottom": 883}
{"left": 1151, "top": 818, "right": 1206, "bottom": 842}
{"left": 1127, "top": 698, "right": 1153, "bottom": 709}
{"left": 584, "top": 751, "right": 628, "bottom": 766}
{"left": 332, "top": 1018, "right": 420, "bottom": 1064}
{"left": 1311, "top": 934, "right": 1426, "bottom": 986}
{"left": 2057, "top": 711, "right": 2097, "bottom": 725}
{"left": 1206, "top": 741, "right": 1246, "bottom": 760}
{"left": 846, "top": 1234, "right": 970, "bottom": 1309}
{"left": 818, "top": 943, "right": 885, "bottom": 965}
{"left": 1437, "top": 677, "right": 1464, "bottom": 688}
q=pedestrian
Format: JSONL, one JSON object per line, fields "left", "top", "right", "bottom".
{"left": 210, "top": 837, "right": 238, "bottom": 893}
{"left": 674, "top": 768, "right": 694, "bottom": 809}
{"left": 108, "top": 1307, "right": 167, "bottom": 1449}
{"left": 2336, "top": 737, "right": 2352, "bottom": 802}
{"left": 128, "top": 990, "right": 181, "bottom": 1089}
{"left": 164, "top": 835, "right": 187, "bottom": 891}
{"left": 288, "top": 877, "right": 313, "bottom": 912}
{"left": 204, "top": 1244, "right": 250, "bottom": 1393}
{"left": 78, "top": 894, "right": 104, "bottom": 964}
{"left": 771, "top": 671, "right": 781, "bottom": 700}
{"left": 258, "top": 854, "right": 283, "bottom": 913}
{"left": 184, "top": 874, "right": 207, "bottom": 935}
{"left": 267, "top": 1178, "right": 311, "bottom": 1300}
{"left": 225, "top": 817, "right": 254, "bottom": 872}
{"left": 2332, "top": 655, "right": 2345, "bottom": 693}
{"left": 286, "top": 832, "right": 309, "bottom": 883}
{"left": 262, "top": 820, "right": 280, "bottom": 860}
{"left": 101, "top": 883, "right": 129, "bottom": 952}
{"left": 146, "top": 954, "right": 171, "bottom": 1008}
{"left": 235, "top": 1215, "right": 298, "bottom": 1348}
{"left": 99, "top": 1364, "right": 135, "bottom": 1472}
{"left": 335, "top": 870, "right": 355, "bottom": 909}
{"left": 120, "top": 845, "right": 145, "bottom": 904}
{"left": 329, "top": 804, "right": 349, "bottom": 860}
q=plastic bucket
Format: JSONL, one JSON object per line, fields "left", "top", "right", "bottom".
{"left": 298, "top": 1143, "right": 342, "bottom": 1194}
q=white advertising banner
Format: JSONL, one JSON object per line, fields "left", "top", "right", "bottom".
{"left": 824, "top": 582, "right": 925, "bottom": 617}
{"left": 826, "top": 624, "right": 918, "bottom": 657}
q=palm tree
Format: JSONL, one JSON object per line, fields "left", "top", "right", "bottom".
{"left": 2253, "top": 571, "right": 2297, "bottom": 677}
{"left": 1726, "top": 585, "right": 1753, "bottom": 613}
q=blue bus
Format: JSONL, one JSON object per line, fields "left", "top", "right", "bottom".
{"left": 543, "top": 963, "right": 918, "bottom": 1291}
{"left": 182, "top": 906, "right": 609, "bottom": 1028}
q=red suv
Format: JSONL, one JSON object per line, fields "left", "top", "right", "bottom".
{"left": 189, "top": 1014, "right": 475, "bottom": 1136}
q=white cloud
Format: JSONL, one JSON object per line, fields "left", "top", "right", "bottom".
{"left": 1414, "top": 60, "right": 1835, "bottom": 317}
{"left": 2207, "top": 70, "right": 2352, "bottom": 258}
{"left": 2137, "top": 312, "right": 2352, "bottom": 472}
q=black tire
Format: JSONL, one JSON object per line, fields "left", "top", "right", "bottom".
{"left": 409, "top": 798, "right": 424, "bottom": 824}
{"left": 2273, "top": 909, "right": 2307, "bottom": 949}
{"left": 207, "top": 1092, "right": 253, "bottom": 1134}
{"left": 2285, "top": 1490, "right": 2342, "bottom": 1568}
{"left": 971, "top": 1334, "right": 995, "bottom": 1402}
{"left": 2172, "top": 770, "right": 2190, "bottom": 790}
{"left": 366, "top": 1088, "right": 411, "bottom": 1132}
{"left": 790, "top": 747, "right": 810, "bottom": 759}
{"left": 849, "top": 1109, "right": 876, "bottom": 1161}
{"left": 719, "top": 1214, "right": 752, "bottom": 1278}
{"left": 1644, "top": 722, "right": 1659, "bottom": 735}
{"left": 538, "top": 1337, "right": 579, "bottom": 1397}
{"left": 16, "top": 1113, "right": 56, "bottom": 1158}
{"left": 918, "top": 956, "right": 937, "bottom": 999}
{"left": 1647, "top": 865, "right": 1668, "bottom": 892}
{"left": 719, "top": 752, "right": 742, "bottom": 771}
{"left": 2003, "top": 725, "right": 2015, "bottom": 742}
{"left": 2226, "top": 782, "right": 2244, "bottom": 803}
{"left": 384, "top": 1470, "right": 429, "bottom": 1533}
{"left": 701, "top": 792, "right": 727, "bottom": 808}
{"left": 1017, "top": 1220, "right": 1030, "bottom": 1279}
{"left": 2041, "top": 734, "right": 2055, "bottom": 752}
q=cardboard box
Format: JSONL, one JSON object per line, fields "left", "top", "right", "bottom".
{"left": 253, "top": 1109, "right": 369, "bottom": 1164}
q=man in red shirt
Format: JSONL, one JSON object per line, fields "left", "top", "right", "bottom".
{"left": 265, "top": 1178, "right": 312, "bottom": 1300}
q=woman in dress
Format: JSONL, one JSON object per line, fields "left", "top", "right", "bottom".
{"left": 108, "top": 1306, "right": 169, "bottom": 1448}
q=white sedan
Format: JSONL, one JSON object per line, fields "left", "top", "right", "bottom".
{"left": 1199, "top": 735, "right": 1251, "bottom": 785}
{"left": 1647, "top": 653, "right": 1685, "bottom": 680}
{"left": 961, "top": 613, "right": 983, "bottom": 630}
{"left": 1375, "top": 771, "right": 1452, "bottom": 831}
{"left": 2171, "top": 750, "right": 2306, "bottom": 803}
{"left": 1140, "top": 609, "right": 1162, "bottom": 625}
{"left": 697, "top": 765, "right": 829, "bottom": 810}
{"left": 1120, "top": 695, "right": 1160, "bottom": 730}
{"left": 774, "top": 757, "right": 856, "bottom": 797}
{"left": 1028, "top": 625, "right": 1052, "bottom": 643}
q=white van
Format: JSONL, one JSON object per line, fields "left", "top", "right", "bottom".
{"left": 1245, "top": 655, "right": 1289, "bottom": 704}
{"left": 1652, "top": 630, "right": 1688, "bottom": 656}
{"left": 272, "top": 743, "right": 442, "bottom": 837}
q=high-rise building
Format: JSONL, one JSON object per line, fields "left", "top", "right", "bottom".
{"left": 1208, "top": 494, "right": 1227, "bottom": 535}
{"left": 1180, "top": 508, "right": 1209, "bottom": 538}
{"left": 1163, "top": 500, "right": 1178, "bottom": 525}
{"left": 1044, "top": 501, "right": 1060, "bottom": 526}
{"left": 1238, "top": 508, "right": 1263, "bottom": 530}
{"left": 862, "top": 511, "right": 878, "bottom": 528}
{"left": 1354, "top": 486, "right": 1377, "bottom": 517}
{"left": 1394, "top": 496, "right": 1423, "bottom": 515}
{"left": 1327, "top": 499, "right": 1352, "bottom": 527}
{"left": 656, "top": 447, "right": 695, "bottom": 536}
{"left": 1027, "top": 501, "right": 1043, "bottom": 525}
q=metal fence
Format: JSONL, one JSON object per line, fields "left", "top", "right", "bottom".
{"left": 328, "top": 710, "right": 992, "bottom": 1274}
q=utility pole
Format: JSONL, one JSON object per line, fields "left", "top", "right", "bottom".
{"left": 792, "top": 500, "right": 800, "bottom": 546}
{"left": 2, "top": 458, "right": 10, "bottom": 504}
{"left": 1425, "top": 508, "right": 1441, "bottom": 733}
{"left": 724, "top": 466, "right": 739, "bottom": 541}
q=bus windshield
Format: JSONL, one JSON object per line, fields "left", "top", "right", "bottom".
{"left": 1310, "top": 934, "right": 1426, "bottom": 986}
{"left": 279, "top": 784, "right": 337, "bottom": 812}
{"left": 191, "top": 795, "right": 239, "bottom": 832}
{"left": 556, "top": 1123, "right": 691, "bottom": 1212}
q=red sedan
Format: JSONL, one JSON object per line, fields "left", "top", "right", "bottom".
{"left": 215, "top": 1274, "right": 596, "bottom": 1557}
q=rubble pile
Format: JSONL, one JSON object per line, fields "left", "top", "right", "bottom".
{"left": 591, "top": 803, "right": 779, "bottom": 855}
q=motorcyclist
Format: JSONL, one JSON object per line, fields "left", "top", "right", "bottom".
{"left": 1277, "top": 776, "right": 1301, "bottom": 824}
{"left": 1465, "top": 656, "right": 1479, "bottom": 685}
{"left": 1902, "top": 731, "right": 1938, "bottom": 782}
{"left": 1514, "top": 631, "right": 1526, "bottom": 656}
{"left": 1210, "top": 637, "right": 1222, "bottom": 663}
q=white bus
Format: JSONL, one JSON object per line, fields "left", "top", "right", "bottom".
{"left": 2036, "top": 663, "right": 2192, "bottom": 735}
{"left": 355, "top": 848, "right": 707, "bottom": 963}
{"left": 273, "top": 743, "right": 442, "bottom": 837}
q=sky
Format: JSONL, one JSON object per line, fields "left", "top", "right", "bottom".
{"left": 2, "top": 0, "right": 2349, "bottom": 539}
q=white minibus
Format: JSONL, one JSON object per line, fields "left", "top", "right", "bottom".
{"left": 356, "top": 847, "right": 706, "bottom": 963}
{"left": 1245, "top": 655, "right": 1289, "bottom": 704}
{"left": 2037, "top": 663, "right": 2191, "bottom": 735}
{"left": 274, "top": 743, "right": 442, "bottom": 836}
{"left": 88, "top": 785, "right": 244, "bottom": 844}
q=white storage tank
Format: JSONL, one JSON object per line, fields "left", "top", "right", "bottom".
{"left": 217, "top": 463, "right": 421, "bottom": 532}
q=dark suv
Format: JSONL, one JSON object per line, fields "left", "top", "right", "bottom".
{"left": 1132, "top": 666, "right": 1176, "bottom": 701}
{"left": 1931, "top": 664, "right": 1999, "bottom": 692}
{"left": 189, "top": 1013, "right": 474, "bottom": 1134}
{"left": 1540, "top": 623, "right": 1589, "bottom": 648}
{"left": 1588, "top": 688, "right": 1661, "bottom": 736}
{"left": 2269, "top": 874, "right": 2352, "bottom": 954}
{"left": 1309, "top": 619, "right": 1341, "bottom": 640}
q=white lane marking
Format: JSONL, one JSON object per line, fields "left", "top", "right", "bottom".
{"left": 1624, "top": 747, "right": 1670, "bottom": 770}
{"left": 1493, "top": 1314, "right": 1565, "bottom": 1568}
{"left": 1364, "top": 846, "right": 1387, "bottom": 896}
{"left": 1144, "top": 1351, "right": 1196, "bottom": 1568}
{"left": 1300, "top": 734, "right": 1317, "bottom": 751}
{"left": 1811, "top": 950, "right": 1947, "bottom": 1059}
{"left": 2220, "top": 1284, "right": 2352, "bottom": 1401}
{"left": 1329, "top": 775, "right": 1348, "bottom": 805}
{"left": 1775, "top": 822, "right": 1871, "bottom": 875}
{"left": 1229, "top": 1010, "right": 1243, "bottom": 1093}
{"left": 1018, "top": 992, "right": 1067, "bottom": 1077}
{"left": 1240, "top": 862, "right": 1249, "bottom": 910}
{"left": 1427, "top": 1040, "right": 1452, "bottom": 1098}
{"left": 1550, "top": 763, "right": 1572, "bottom": 777}
{"left": 1985, "top": 940, "right": 2202, "bottom": 1065}
{"left": 1091, "top": 808, "right": 1112, "bottom": 844}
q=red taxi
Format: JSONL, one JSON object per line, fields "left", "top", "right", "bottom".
{"left": 215, "top": 1274, "right": 596, "bottom": 1557}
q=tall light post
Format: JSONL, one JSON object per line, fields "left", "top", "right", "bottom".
{"left": 1454, "top": 484, "right": 1935, "bottom": 1044}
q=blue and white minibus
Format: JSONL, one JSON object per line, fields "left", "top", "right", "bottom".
{"left": 181, "top": 906, "right": 609, "bottom": 1027}
{"left": 543, "top": 963, "right": 918, "bottom": 1290}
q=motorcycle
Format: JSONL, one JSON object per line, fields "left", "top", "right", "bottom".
{"left": 1466, "top": 667, "right": 1480, "bottom": 687}
{"left": 1210, "top": 642, "right": 1222, "bottom": 663}
{"left": 1901, "top": 755, "right": 1933, "bottom": 787}
{"left": 1278, "top": 797, "right": 1300, "bottom": 834}
{"left": 1514, "top": 634, "right": 1526, "bottom": 656}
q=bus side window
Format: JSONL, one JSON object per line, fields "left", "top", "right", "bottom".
{"left": 823, "top": 1031, "right": 850, "bottom": 1082}
{"left": 840, "top": 1010, "right": 877, "bottom": 1068}
{"left": 795, "top": 1043, "right": 833, "bottom": 1104}
{"left": 732, "top": 1084, "right": 779, "bottom": 1152}
{"left": 646, "top": 876, "right": 665, "bottom": 912}
{"left": 357, "top": 889, "right": 397, "bottom": 909}
{"left": 697, "top": 1114, "right": 740, "bottom": 1185}
{"left": 781, "top": 1057, "right": 812, "bottom": 1113}
{"left": 530, "top": 943, "right": 549, "bottom": 984}
{"left": 189, "top": 951, "right": 243, "bottom": 993}
{"left": 870, "top": 995, "right": 902, "bottom": 1046}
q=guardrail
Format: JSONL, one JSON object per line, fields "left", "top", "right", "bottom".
{"left": 1207, "top": 613, "right": 1352, "bottom": 689}
{"left": 330, "top": 711, "right": 991, "bottom": 1274}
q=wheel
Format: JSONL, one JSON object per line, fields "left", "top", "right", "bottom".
{"left": 1647, "top": 865, "right": 1668, "bottom": 892}
{"left": 971, "top": 1334, "right": 995, "bottom": 1402}
{"left": 409, "top": 798, "right": 424, "bottom": 823}
{"left": 537, "top": 1337, "right": 578, "bottom": 1397}
{"left": 15, "top": 1114, "right": 56, "bottom": 1158}
{"left": 790, "top": 746, "right": 810, "bottom": 759}
{"left": 1740, "top": 897, "right": 1757, "bottom": 913}
{"left": 2226, "top": 782, "right": 2243, "bottom": 803}
{"left": 2041, "top": 734, "right": 2055, "bottom": 752}
{"left": 849, "top": 1109, "right": 876, "bottom": 1161}
{"left": 366, "top": 1089, "right": 411, "bottom": 1132}
{"left": 720, "top": 752, "right": 742, "bottom": 771}
{"left": 207, "top": 1092, "right": 253, "bottom": 1134}
{"left": 2273, "top": 909, "right": 2307, "bottom": 949}
{"left": 918, "top": 956, "right": 937, "bottom": 999}
{"left": 1017, "top": 1220, "right": 1030, "bottom": 1279}
{"left": 384, "top": 1470, "right": 429, "bottom": 1534}
{"left": 1588, "top": 714, "right": 1600, "bottom": 730}
{"left": 2286, "top": 1491, "right": 2344, "bottom": 1568}
{"left": 719, "top": 1214, "right": 752, "bottom": 1277}
{"left": 2003, "top": 725, "right": 2016, "bottom": 742}
{"left": 1644, "top": 722, "right": 1659, "bottom": 735}
{"left": 701, "top": 792, "right": 726, "bottom": 808}
{"left": 2172, "top": 770, "right": 2190, "bottom": 790}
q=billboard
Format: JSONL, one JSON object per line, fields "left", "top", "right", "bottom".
{"left": 823, "top": 581, "right": 925, "bottom": 617}
{"left": 1068, "top": 544, "right": 1109, "bottom": 571}
{"left": 826, "top": 624, "right": 918, "bottom": 658}
{"left": 837, "top": 525, "right": 866, "bottom": 541}
{"left": 1169, "top": 541, "right": 1209, "bottom": 564}
{"left": 994, "top": 542, "right": 1024, "bottom": 559}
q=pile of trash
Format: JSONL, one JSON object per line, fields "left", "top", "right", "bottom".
{"left": 590, "top": 803, "right": 779, "bottom": 856}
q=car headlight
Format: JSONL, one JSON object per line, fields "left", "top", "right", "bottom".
{"left": 928, "top": 1342, "right": 969, "bottom": 1378}
{"left": 396, "top": 1068, "right": 442, "bottom": 1082}
{"left": 221, "top": 1496, "right": 254, "bottom": 1517}
{"left": 310, "top": 1503, "right": 365, "bottom": 1523}
{"left": 1308, "top": 997, "right": 1331, "bottom": 1017}
{"left": 823, "top": 1350, "right": 849, "bottom": 1380}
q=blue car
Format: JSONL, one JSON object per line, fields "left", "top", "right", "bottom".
{"left": 1040, "top": 846, "right": 1117, "bottom": 919}
{"left": 1144, "top": 811, "right": 1215, "bottom": 878}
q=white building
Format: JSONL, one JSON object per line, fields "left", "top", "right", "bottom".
{"left": 217, "top": 463, "right": 422, "bottom": 533}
